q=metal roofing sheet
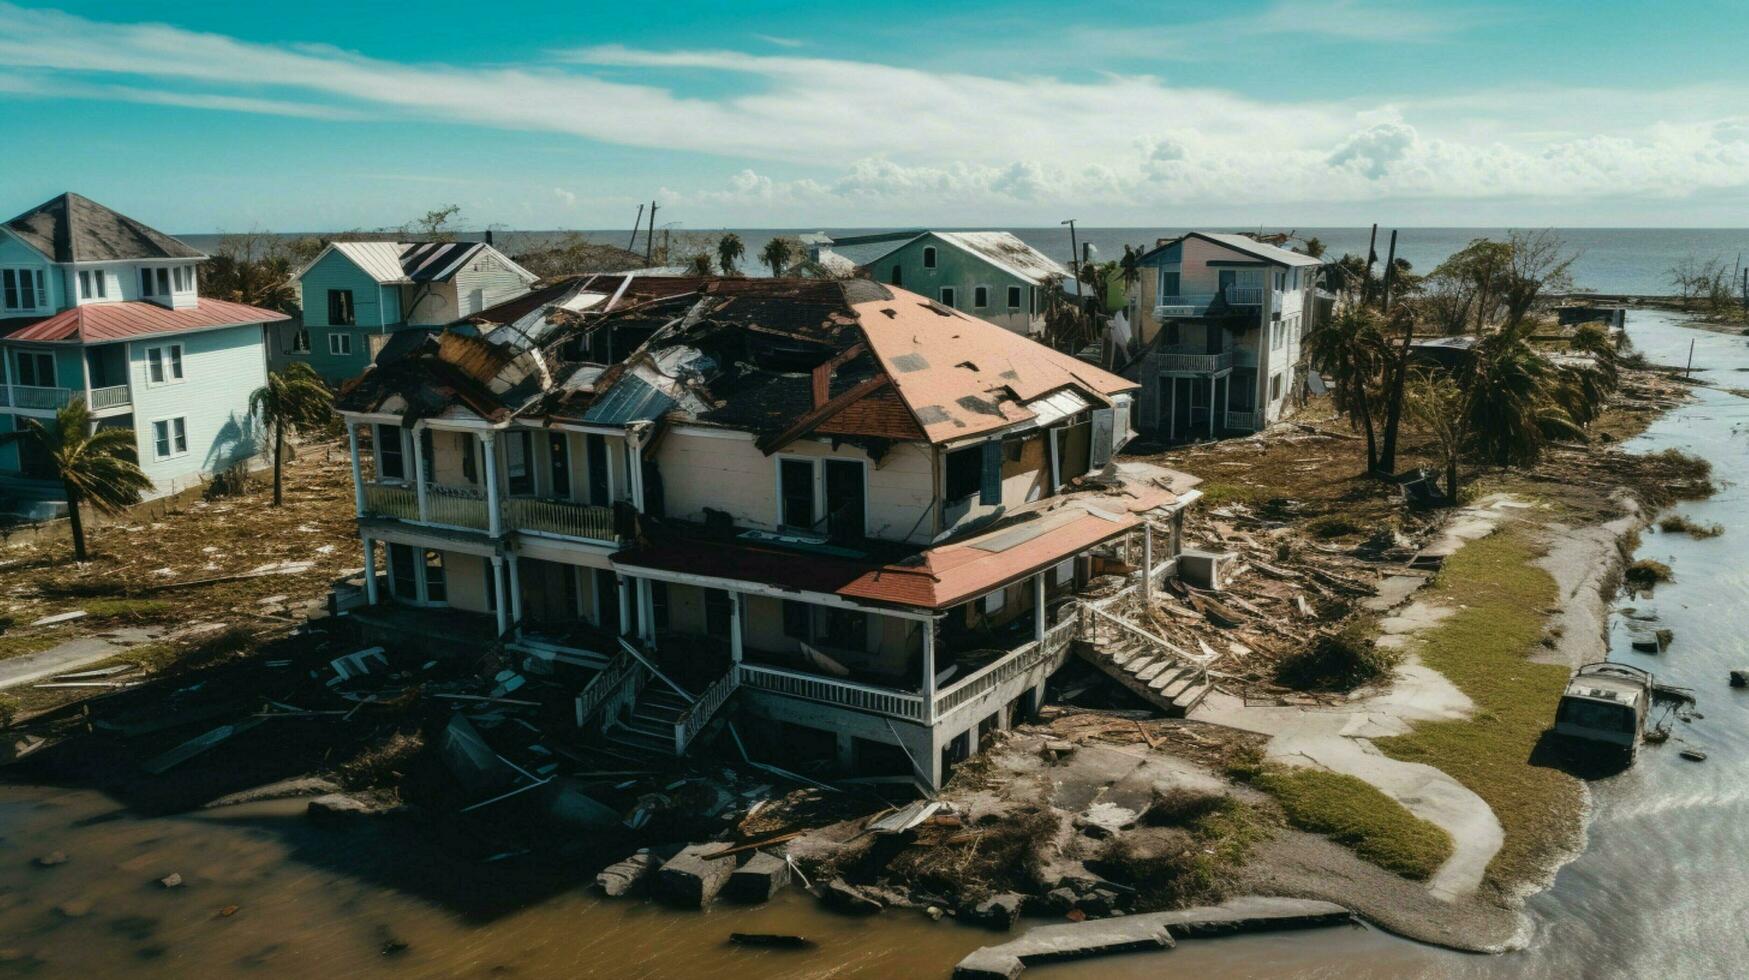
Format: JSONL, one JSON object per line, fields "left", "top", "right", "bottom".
{"left": 580, "top": 375, "right": 675, "bottom": 425}
{"left": 332, "top": 242, "right": 411, "bottom": 284}
{"left": 0, "top": 298, "right": 287, "bottom": 344}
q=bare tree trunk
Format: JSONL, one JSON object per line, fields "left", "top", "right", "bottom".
{"left": 1446, "top": 457, "right": 1460, "bottom": 504}
{"left": 1355, "top": 383, "right": 1378, "bottom": 472}
{"left": 1377, "top": 315, "right": 1415, "bottom": 474}
{"left": 272, "top": 426, "right": 285, "bottom": 507}
{"left": 64, "top": 484, "right": 87, "bottom": 561}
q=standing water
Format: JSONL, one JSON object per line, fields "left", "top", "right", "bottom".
{"left": 1, "top": 311, "right": 1746, "bottom": 977}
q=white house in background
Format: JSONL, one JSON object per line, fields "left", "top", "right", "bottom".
{"left": 0, "top": 192, "right": 288, "bottom": 514}
{"left": 1125, "top": 232, "right": 1325, "bottom": 441}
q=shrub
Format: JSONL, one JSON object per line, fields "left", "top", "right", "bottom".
{"left": 1625, "top": 559, "right": 1673, "bottom": 589}
{"left": 1275, "top": 617, "right": 1397, "bottom": 691}
{"left": 204, "top": 462, "right": 253, "bottom": 500}
{"left": 1306, "top": 515, "right": 1362, "bottom": 539}
{"left": 1142, "top": 787, "right": 1238, "bottom": 828}
{"left": 1657, "top": 514, "right": 1723, "bottom": 538}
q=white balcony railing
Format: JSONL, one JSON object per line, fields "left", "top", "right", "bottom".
{"left": 507, "top": 496, "right": 616, "bottom": 543}
{"left": 674, "top": 669, "right": 739, "bottom": 753}
{"left": 89, "top": 385, "right": 131, "bottom": 410}
{"left": 1156, "top": 349, "right": 1234, "bottom": 374}
{"left": 1154, "top": 293, "right": 1219, "bottom": 318}
{"left": 1225, "top": 285, "right": 1264, "bottom": 305}
{"left": 363, "top": 482, "right": 419, "bottom": 521}
{"left": 737, "top": 663, "right": 927, "bottom": 722}
{"left": 1225, "top": 410, "right": 1263, "bottom": 431}
{"left": 934, "top": 616, "right": 1078, "bottom": 719}
{"left": 424, "top": 482, "right": 489, "bottom": 531}
{"left": 1, "top": 385, "right": 74, "bottom": 411}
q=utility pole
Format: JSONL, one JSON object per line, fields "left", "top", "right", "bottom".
{"left": 1061, "top": 218, "right": 1080, "bottom": 285}
{"left": 1361, "top": 223, "right": 1379, "bottom": 307}
{"left": 644, "top": 201, "right": 658, "bottom": 263}
{"left": 628, "top": 204, "right": 644, "bottom": 252}
{"left": 1686, "top": 338, "right": 1695, "bottom": 378}
{"left": 1381, "top": 229, "right": 1399, "bottom": 310}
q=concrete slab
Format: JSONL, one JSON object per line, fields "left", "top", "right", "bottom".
{"left": 0, "top": 636, "right": 125, "bottom": 691}
{"left": 953, "top": 896, "right": 1354, "bottom": 979}
{"left": 657, "top": 844, "right": 735, "bottom": 907}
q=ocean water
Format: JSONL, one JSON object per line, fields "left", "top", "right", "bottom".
{"left": 180, "top": 228, "right": 1749, "bottom": 298}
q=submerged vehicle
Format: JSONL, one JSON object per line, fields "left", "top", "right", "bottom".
{"left": 1554, "top": 662, "right": 1652, "bottom": 763}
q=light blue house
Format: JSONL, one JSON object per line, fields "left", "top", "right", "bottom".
{"left": 0, "top": 193, "right": 288, "bottom": 513}
{"left": 292, "top": 239, "right": 537, "bottom": 382}
{"left": 810, "top": 231, "right": 1070, "bottom": 337}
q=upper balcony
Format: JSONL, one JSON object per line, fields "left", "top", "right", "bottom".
{"left": 0, "top": 385, "right": 73, "bottom": 412}
{"left": 1154, "top": 285, "right": 1279, "bottom": 321}
{"left": 361, "top": 479, "right": 619, "bottom": 544}
{"left": 1154, "top": 346, "right": 1233, "bottom": 374}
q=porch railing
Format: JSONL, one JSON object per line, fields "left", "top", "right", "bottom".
{"left": 737, "top": 662, "right": 927, "bottom": 722}
{"left": 363, "top": 482, "right": 419, "bottom": 521}
{"left": 674, "top": 669, "right": 739, "bottom": 754}
{"left": 1154, "top": 293, "right": 1219, "bottom": 318}
{"left": 507, "top": 496, "right": 616, "bottom": 544}
{"left": 1225, "top": 285, "right": 1264, "bottom": 305}
{"left": 574, "top": 647, "right": 647, "bottom": 731}
{"left": 1156, "top": 350, "right": 1233, "bottom": 374}
{"left": 2, "top": 385, "right": 73, "bottom": 411}
{"left": 425, "top": 482, "right": 489, "bottom": 530}
{"left": 1225, "top": 410, "right": 1263, "bottom": 431}
{"left": 934, "top": 615, "right": 1080, "bottom": 719}
{"left": 89, "top": 385, "right": 130, "bottom": 410}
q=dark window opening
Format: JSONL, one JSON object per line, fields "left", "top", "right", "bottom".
{"left": 779, "top": 458, "right": 815, "bottom": 530}
{"left": 506, "top": 431, "right": 534, "bottom": 495}
{"left": 1007, "top": 285, "right": 1022, "bottom": 309}
{"left": 705, "top": 589, "right": 732, "bottom": 637}
{"left": 651, "top": 581, "right": 670, "bottom": 630}
{"left": 548, "top": 433, "right": 570, "bottom": 498}
{"left": 389, "top": 543, "right": 417, "bottom": 600}
{"left": 889, "top": 265, "right": 903, "bottom": 287}
{"left": 423, "top": 551, "right": 446, "bottom": 603}
{"left": 825, "top": 459, "right": 865, "bottom": 541}
{"left": 328, "top": 289, "right": 356, "bottom": 326}
{"left": 586, "top": 434, "right": 610, "bottom": 505}
{"left": 973, "top": 286, "right": 988, "bottom": 308}
{"left": 376, "top": 425, "right": 405, "bottom": 481}
{"left": 922, "top": 246, "right": 937, "bottom": 269}
{"left": 944, "top": 445, "right": 981, "bottom": 500}
{"left": 782, "top": 601, "right": 811, "bottom": 640}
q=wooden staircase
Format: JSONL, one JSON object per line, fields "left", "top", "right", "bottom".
{"left": 604, "top": 686, "right": 692, "bottom": 756}
{"left": 1076, "top": 605, "right": 1212, "bottom": 717}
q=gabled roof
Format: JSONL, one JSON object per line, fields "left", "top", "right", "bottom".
{"left": 304, "top": 240, "right": 538, "bottom": 287}
{"left": 4, "top": 192, "right": 206, "bottom": 264}
{"left": 852, "top": 291, "right": 1135, "bottom": 443}
{"left": 861, "top": 231, "right": 1069, "bottom": 285}
{"left": 0, "top": 298, "right": 287, "bottom": 344}
{"left": 1140, "top": 232, "right": 1324, "bottom": 268}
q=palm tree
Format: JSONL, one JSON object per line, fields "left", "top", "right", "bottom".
{"left": 249, "top": 363, "right": 334, "bottom": 506}
{"left": 1303, "top": 306, "right": 1389, "bottom": 470}
{"left": 1118, "top": 245, "right": 1143, "bottom": 296}
{"left": 760, "top": 237, "right": 795, "bottom": 277}
{"left": 1405, "top": 370, "right": 1467, "bottom": 502}
{"left": 0, "top": 400, "right": 151, "bottom": 561}
{"left": 716, "top": 233, "right": 745, "bottom": 276}
{"left": 1463, "top": 320, "right": 1584, "bottom": 468}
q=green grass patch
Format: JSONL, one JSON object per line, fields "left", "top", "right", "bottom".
{"left": 1373, "top": 527, "right": 1582, "bottom": 895}
{"left": 1251, "top": 767, "right": 1454, "bottom": 880}
{"left": 1657, "top": 514, "right": 1722, "bottom": 539}
{"left": 1196, "top": 480, "right": 1269, "bottom": 507}
{"left": 1624, "top": 559, "right": 1673, "bottom": 589}
{"left": 0, "top": 633, "right": 59, "bottom": 661}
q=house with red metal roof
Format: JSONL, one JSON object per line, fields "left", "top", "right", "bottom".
{"left": 0, "top": 193, "right": 290, "bottom": 513}
{"left": 331, "top": 274, "right": 1202, "bottom": 788}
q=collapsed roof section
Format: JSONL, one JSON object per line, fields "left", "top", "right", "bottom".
{"left": 337, "top": 275, "right": 1137, "bottom": 450}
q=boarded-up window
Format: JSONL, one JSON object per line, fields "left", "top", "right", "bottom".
{"left": 979, "top": 440, "right": 1003, "bottom": 505}
{"left": 1090, "top": 407, "right": 1114, "bottom": 469}
{"left": 779, "top": 458, "right": 816, "bottom": 529}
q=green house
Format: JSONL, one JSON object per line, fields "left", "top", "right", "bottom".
{"left": 824, "top": 231, "right": 1070, "bottom": 337}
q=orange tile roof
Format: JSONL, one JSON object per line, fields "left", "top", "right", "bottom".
{"left": 0, "top": 299, "right": 288, "bottom": 344}
{"left": 850, "top": 291, "right": 1136, "bottom": 444}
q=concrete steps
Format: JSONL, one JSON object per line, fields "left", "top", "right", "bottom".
{"left": 1076, "top": 631, "right": 1211, "bottom": 718}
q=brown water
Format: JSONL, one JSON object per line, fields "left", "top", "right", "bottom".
{"left": 4, "top": 309, "right": 1746, "bottom": 977}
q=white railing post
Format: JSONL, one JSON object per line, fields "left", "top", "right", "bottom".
{"left": 506, "top": 554, "right": 523, "bottom": 631}
{"left": 922, "top": 619, "right": 938, "bottom": 724}
{"left": 730, "top": 592, "right": 744, "bottom": 664}
{"left": 347, "top": 422, "right": 365, "bottom": 518}
{"left": 361, "top": 534, "right": 378, "bottom": 605}
{"left": 491, "top": 556, "right": 508, "bottom": 634}
{"left": 1033, "top": 573, "right": 1046, "bottom": 644}
{"left": 411, "top": 425, "right": 429, "bottom": 522}
{"left": 481, "top": 431, "right": 502, "bottom": 537}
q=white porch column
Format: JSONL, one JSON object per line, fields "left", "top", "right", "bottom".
{"left": 1142, "top": 523, "right": 1154, "bottom": 608}
{"left": 922, "top": 618, "right": 938, "bottom": 724}
{"left": 636, "top": 578, "right": 654, "bottom": 643}
{"left": 481, "top": 431, "right": 502, "bottom": 537}
{"left": 490, "top": 556, "right": 508, "bottom": 634}
{"left": 1207, "top": 379, "right": 1215, "bottom": 437}
{"left": 411, "top": 425, "right": 429, "bottom": 521}
{"left": 361, "top": 535, "right": 378, "bottom": 605}
{"left": 729, "top": 591, "right": 744, "bottom": 664}
{"left": 347, "top": 422, "right": 365, "bottom": 517}
{"left": 506, "top": 554, "right": 523, "bottom": 629}
{"left": 627, "top": 427, "right": 645, "bottom": 511}
{"left": 1033, "top": 572, "right": 1046, "bottom": 643}
{"left": 616, "top": 573, "right": 632, "bottom": 637}
{"left": 1169, "top": 377, "right": 1178, "bottom": 440}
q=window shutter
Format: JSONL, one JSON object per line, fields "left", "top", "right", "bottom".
{"left": 979, "top": 439, "right": 1003, "bottom": 505}
{"left": 1090, "top": 407, "right": 1115, "bottom": 469}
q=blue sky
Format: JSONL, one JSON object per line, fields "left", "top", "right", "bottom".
{"left": 2, "top": 0, "right": 1748, "bottom": 233}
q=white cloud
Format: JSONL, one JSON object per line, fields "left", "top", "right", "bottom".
{"left": 553, "top": 187, "right": 577, "bottom": 207}
{"left": 1, "top": 3, "right": 1747, "bottom": 222}
{"left": 753, "top": 34, "right": 804, "bottom": 48}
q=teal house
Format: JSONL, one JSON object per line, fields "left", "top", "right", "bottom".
{"left": 0, "top": 193, "right": 289, "bottom": 515}
{"left": 292, "top": 240, "right": 537, "bottom": 382}
{"left": 814, "top": 231, "right": 1070, "bottom": 337}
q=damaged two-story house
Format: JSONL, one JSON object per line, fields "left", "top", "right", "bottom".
{"left": 334, "top": 275, "right": 1199, "bottom": 789}
{"left": 1125, "top": 233, "right": 1324, "bottom": 441}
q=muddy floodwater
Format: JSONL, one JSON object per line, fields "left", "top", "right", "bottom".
{"left": 3, "top": 309, "right": 1747, "bottom": 977}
